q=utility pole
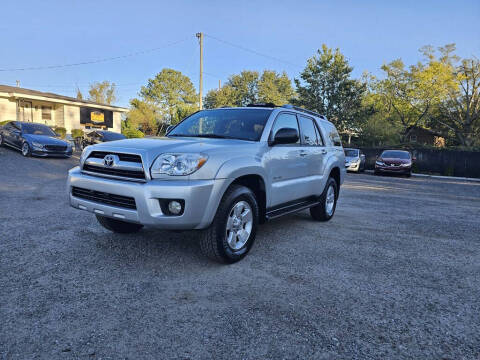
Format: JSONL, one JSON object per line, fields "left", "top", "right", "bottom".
{"left": 218, "top": 79, "right": 221, "bottom": 91}
{"left": 196, "top": 32, "right": 203, "bottom": 110}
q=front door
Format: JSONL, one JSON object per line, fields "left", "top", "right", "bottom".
{"left": 265, "top": 112, "right": 310, "bottom": 207}
{"left": 18, "top": 101, "right": 32, "bottom": 122}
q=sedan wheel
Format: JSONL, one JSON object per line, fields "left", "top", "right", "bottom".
{"left": 21, "top": 142, "right": 31, "bottom": 157}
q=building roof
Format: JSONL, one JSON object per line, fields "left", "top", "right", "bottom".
{"left": 0, "top": 84, "right": 128, "bottom": 111}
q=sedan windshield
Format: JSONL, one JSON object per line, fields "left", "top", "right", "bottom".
{"left": 168, "top": 109, "right": 273, "bottom": 141}
{"left": 101, "top": 131, "right": 126, "bottom": 141}
{"left": 22, "top": 123, "right": 56, "bottom": 136}
{"left": 381, "top": 150, "right": 411, "bottom": 159}
{"left": 344, "top": 149, "right": 359, "bottom": 157}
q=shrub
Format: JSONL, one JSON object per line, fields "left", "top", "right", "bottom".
{"left": 122, "top": 127, "right": 145, "bottom": 139}
{"left": 54, "top": 127, "right": 67, "bottom": 139}
{"left": 71, "top": 129, "right": 84, "bottom": 139}
{"left": 0, "top": 120, "right": 12, "bottom": 127}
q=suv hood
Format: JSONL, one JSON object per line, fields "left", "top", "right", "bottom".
{"left": 88, "top": 136, "right": 260, "bottom": 161}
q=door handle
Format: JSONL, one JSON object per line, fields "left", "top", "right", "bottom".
{"left": 299, "top": 150, "right": 308, "bottom": 157}
{"left": 321, "top": 149, "right": 327, "bottom": 155}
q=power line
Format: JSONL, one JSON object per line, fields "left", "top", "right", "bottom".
{"left": 205, "top": 34, "right": 304, "bottom": 69}
{"left": 0, "top": 38, "right": 190, "bottom": 72}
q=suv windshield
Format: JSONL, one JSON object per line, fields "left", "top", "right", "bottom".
{"left": 381, "top": 150, "right": 411, "bottom": 159}
{"left": 22, "top": 123, "right": 56, "bottom": 136}
{"left": 344, "top": 149, "right": 358, "bottom": 157}
{"left": 168, "top": 108, "right": 273, "bottom": 141}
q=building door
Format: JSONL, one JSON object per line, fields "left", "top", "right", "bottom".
{"left": 17, "top": 100, "right": 33, "bottom": 122}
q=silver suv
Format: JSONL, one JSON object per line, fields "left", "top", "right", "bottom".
{"left": 67, "top": 105, "right": 346, "bottom": 263}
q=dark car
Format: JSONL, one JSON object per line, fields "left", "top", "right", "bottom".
{"left": 374, "top": 150, "right": 414, "bottom": 177}
{"left": 82, "top": 130, "right": 126, "bottom": 148}
{"left": 0, "top": 121, "right": 72, "bottom": 157}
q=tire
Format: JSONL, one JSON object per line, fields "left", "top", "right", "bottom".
{"left": 0, "top": 134, "right": 3, "bottom": 147}
{"left": 21, "top": 142, "right": 31, "bottom": 157}
{"left": 199, "top": 185, "right": 259, "bottom": 264}
{"left": 310, "top": 177, "right": 338, "bottom": 222}
{"left": 96, "top": 215, "right": 143, "bottom": 234}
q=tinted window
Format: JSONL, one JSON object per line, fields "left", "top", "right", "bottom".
{"left": 325, "top": 124, "right": 342, "bottom": 147}
{"left": 298, "top": 116, "right": 319, "bottom": 146}
{"left": 381, "top": 150, "right": 410, "bottom": 159}
{"left": 102, "top": 131, "right": 126, "bottom": 141}
{"left": 345, "top": 149, "right": 359, "bottom": 157}
{"left": 21, "top": 123, "right": 56, "bottom": 136}
{"left": 169, "top": 109, "right": 272, "bottom": 141}
{"left": 271, "top": 113, "right": 300, "bottom": 144}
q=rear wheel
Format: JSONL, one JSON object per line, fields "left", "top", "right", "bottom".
{"left": 96, "top": 215, "right": 143, "bottom": 234}
{"left": 21, "top": 142, "right": 31, "bottom": 157}
{"left": 200, "top": 185, "right": 258, "bottom": 264}
{"left": 310, "top": 177, "right": 338, "bottom": 222}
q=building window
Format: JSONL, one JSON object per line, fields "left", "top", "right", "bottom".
{"left": 42, "top": 106, "right": 52, "bottom": 121}
{"left": 410, "top": 134, "right": 417, "bottom": 143}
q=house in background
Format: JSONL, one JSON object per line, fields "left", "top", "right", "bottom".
{"left": 405, "top": 126, "right": 445, "bottom": 147}
{"left": 0, "top": 85, "right": 127, "bottom": 134}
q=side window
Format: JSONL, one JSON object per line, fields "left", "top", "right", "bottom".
{"left": 271, "top": 113, "right": 300, "bottom": 144}
{"left": 326, "top": 124, "right": 342, "bottom": 147}
{"left": 298, "top": 116, "right": 319, "bottom": 146}
{"left": 314, "top": 124, "right": 325, "bottom": 146}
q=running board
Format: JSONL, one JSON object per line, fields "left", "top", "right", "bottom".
{"left": 265, "top": 199, "right": 320, "bottom": 220}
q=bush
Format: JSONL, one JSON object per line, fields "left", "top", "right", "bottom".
{"left": 0, "top": 120, "right": 12, "bottom": 127}
{"left": 71, "top": 129, "right": 84, "bottom": 139}
{"left": 122, "top": 127, "right": 145, "bottom": 139}
{"left": 54, "top": 127, "right": 67, "bottom": 139}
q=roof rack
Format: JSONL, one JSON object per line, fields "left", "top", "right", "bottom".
{"left": 246, "top": 103, "right": 277, "bottom": 108}
{"left": 281, "top": 104, "right": 326, "bottom": 119}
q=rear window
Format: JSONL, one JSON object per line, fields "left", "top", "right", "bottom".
{"left": 345, "top": 149, "right": 359, "bottom": 157}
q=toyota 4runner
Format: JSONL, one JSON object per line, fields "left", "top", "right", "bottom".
{"left": 67, "top": 105, "right": 346, "bottom": 263}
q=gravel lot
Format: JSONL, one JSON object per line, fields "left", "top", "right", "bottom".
{"left": 1, "top": 145, "right": 479, "bottom": 360}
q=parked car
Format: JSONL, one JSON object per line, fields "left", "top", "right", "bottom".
{"left": 67, "top": 105, "right": 346, "bottom": 263}
{"left": 344, "top": 148, "right": 365, "bottom": 172}
{"left": 0, "top": 121, "right": 72, "bottom": 157}
{"left": 374, "top": 150, "right": 414, "bottom": 177}
{"left": 82, "top": 130, "right": 126, "bottom": 148}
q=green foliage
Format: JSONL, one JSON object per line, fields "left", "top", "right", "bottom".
{"left": 293, "top": 44, "right": 366, "bottom": 133}
{"left": 129, "top": 68, "right": 198, "bottom": 135}
{"left": 0, "top": 120, "right": 11, "bottom": 126}
{"left": 88, "top": 81, "right": 117, "bottom": 105}
{"left": 54, "top": 127, "right": 67, "bottom": 139}
{"left": 204, "top": 70, "right": 295, "bottom": 108}
{"left": 71, "top": 129, "right": 84, "bottom": 139}
{"left": 121, "top": 119, "right": 145, "bottom": 138}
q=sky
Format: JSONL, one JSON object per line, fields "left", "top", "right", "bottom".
{"left": 1, "top": 0, "right": 479, "bottom": 107}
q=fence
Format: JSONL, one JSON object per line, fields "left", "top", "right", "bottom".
{"left": 360, "top": 147, "right": 480, "bottom": 178}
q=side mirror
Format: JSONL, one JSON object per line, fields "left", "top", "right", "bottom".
{"left": 270, "top": 127, "right": 299, "bottom": 145}
{"left": 166, "top": 125, "right": 175, "bottom": 134}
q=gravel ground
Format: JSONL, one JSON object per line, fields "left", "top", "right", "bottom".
{"left": 1, "top": 146, "right": 479, "bottom": 360}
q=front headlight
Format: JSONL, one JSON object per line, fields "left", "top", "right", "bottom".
{"left": 151, "top": 153, "right": 208, "bottom": 177}
{"left": 32, "top": 141, "right": 44, "bottom": 149}
{"left": 375, "top": 160, "right": 385, "bottom": 166}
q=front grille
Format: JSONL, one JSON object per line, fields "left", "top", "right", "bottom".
{"left": 72, "top": 186, "right": 137, "bottom": 210}
{"left": 88, "top": 151, "right": 142, "bottom": 163}
{"left": 82, "top": 151, "right": 146, "bottom": 181}
{"left": 45, "top": 145, "right": 67, "bottom": 151}
{"left": 83, "top": 164, "right": 146, "bottom": 179}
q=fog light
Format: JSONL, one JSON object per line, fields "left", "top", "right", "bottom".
{"left": 168, "top": 200, "right": 182, "bottom": 215}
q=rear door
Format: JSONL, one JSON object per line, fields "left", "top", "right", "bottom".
{"left": 265, "top": 112, "right": 310, "bottom": 207}
{"left": 298, "top": 115, "right": 327, "bottom": 195}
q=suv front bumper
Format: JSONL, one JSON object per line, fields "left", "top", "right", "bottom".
{"left": 67, "top": 167, "right": 230, "bottom": 230}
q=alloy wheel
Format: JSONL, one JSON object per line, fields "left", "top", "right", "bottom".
{"left": 325, "top": 184, "right": 335, "bottom": 216}
{"left": 225, "top": 200, "right": 253, "bottom": 250}
{"left": 22, "top": 142, "right": 29, "bottom": 156}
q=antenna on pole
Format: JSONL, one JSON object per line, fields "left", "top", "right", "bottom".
{"left": 196, "top": 32, "right": 204, "bottom": 110}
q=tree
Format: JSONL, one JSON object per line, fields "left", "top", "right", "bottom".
{"left": 204, "top": 70, "right": 295, "bottom": 108}
{"left": 376, "top": 47, "right": 457, "bottom": 141}
{"left": 294, "top": 44, "right": 366, "bottom": 132}
{"left": 138, "top": 68, "right": 197, "bottom": 133}
{"left": 127, "top": 98, "right": 159, "bottom": 135}
{"left": 76, "top": 87, "right": 83, "bottom": 100}
{"left": 435, "top": 57, "right": 480, "bottom": 148}
{"left": 88, "top": 81, "right": 117, "bottom": 105}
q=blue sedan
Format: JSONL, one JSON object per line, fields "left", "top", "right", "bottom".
{"left": 0, "top": 121, "right": 72, "bottom": 157}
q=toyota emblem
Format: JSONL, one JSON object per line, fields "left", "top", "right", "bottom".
{"left": 103, "top": 154, "right": 115, "bottom": 167}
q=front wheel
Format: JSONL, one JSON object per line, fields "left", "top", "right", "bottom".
{"left": 21, "top": 142, "right": 31, "bottom": 157}
{"left": 310, "top": 177, "right": 338, "bottom": 222}
{"left": 200, "top": 185, "right": 259, "bottom": 264}
{"left": 96, "top": 215, "right": 143, "bottom": 233}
